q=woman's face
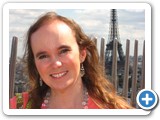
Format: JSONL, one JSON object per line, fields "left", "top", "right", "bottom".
{"left": 31, "top": 20, "right": 86, "bottom": 91}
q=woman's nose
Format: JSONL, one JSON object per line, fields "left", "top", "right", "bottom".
{"left": 50, "top": 57, "right": 62, "bottom": 68}
{"left": 55, "top": 61, "right": 62, "bottom": 67}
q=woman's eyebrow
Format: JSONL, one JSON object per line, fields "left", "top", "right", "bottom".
{"left": 35, "top": 45, "right": 72, "bottom": 57}
{"left": 58, "top": 45, "right": 71, "bottom": 50}
{"left": 35, "top": 45, "right": 71, "bottom": 57}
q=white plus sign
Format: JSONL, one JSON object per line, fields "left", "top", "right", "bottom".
{"left": 142, "top": 93, "right": 153, "bottom": 105}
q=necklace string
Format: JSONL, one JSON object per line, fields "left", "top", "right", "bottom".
{"left": 41, "top": 86, "right": 89, "bottom": 109}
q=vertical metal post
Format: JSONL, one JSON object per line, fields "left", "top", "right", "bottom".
{"left": 122, "top": 39, "right": 130, "bottom": 98}
{"left": 112, "top": 39, "right": 118, "bottom": 90}
{"left": 100, "top": 38, "right": 105, "bottom": 69}
{"left": 140, "top": 41, "right": 145, "bottom": 90}
{"left": 9, "top": 36, "right": 18, "bottom": 98}
{"left": 131, "top": 40, "right": 138, "bottom": 107}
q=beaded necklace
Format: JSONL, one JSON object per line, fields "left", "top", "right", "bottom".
{"left": 41, "top": 86, "right": 89, "bottom": 109}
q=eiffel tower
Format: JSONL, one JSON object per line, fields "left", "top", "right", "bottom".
{"left": 105, "top": 9, "right": 125, "bottom": 78}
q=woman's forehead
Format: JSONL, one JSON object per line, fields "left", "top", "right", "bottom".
{"left": 30, "top": 20, "right": 78, "bottom": 50}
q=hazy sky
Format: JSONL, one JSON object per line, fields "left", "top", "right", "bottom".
{"left": 9, "top": 9, "right": 145, "bottom": 57}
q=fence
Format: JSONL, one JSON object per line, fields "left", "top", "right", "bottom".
{"left": 93, "top": 38, "right": 145, "bottom": 107}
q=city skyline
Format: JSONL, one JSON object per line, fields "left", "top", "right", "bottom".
{"left": 9, "top": 9, "right": 145, "bottom": 57}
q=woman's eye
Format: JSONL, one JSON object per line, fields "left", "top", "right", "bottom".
{"left": 38, "top": 55, "right": 48, "bottom": 59}
{"left": 60, "top": 49, "right": 70, "bottom": 54}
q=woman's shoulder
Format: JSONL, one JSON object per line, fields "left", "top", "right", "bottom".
{"left": 88, "top": 96, "right": 115, "bottom": 109}
{"left": 88, "top": 96, "right": 100, "bottom": 109}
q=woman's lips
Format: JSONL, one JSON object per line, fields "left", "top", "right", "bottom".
{"left": 50, "top": 71, "right": 68, "bottom": 79}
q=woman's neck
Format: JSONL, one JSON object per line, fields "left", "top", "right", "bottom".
{"left": 48, "top": 80, "right": 84, "bottom": 109}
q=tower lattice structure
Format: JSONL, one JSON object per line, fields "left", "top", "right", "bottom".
{"left": 105, "top": 9, "right": 125, "bottom": 76}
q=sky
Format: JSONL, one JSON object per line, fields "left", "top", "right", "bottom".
{"left": 9, "top": 9, "right": 145, "bottom": 57}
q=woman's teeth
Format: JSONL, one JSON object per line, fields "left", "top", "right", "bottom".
{"left": 51, "top": 71, "right": 67, "bottom": 78}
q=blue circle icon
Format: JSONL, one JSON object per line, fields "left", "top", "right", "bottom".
{"left": 136, "top": 89, "right": 158, "bottom": 110}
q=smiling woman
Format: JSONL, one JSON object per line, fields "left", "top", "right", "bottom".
{"left": 10, "top": 11, "right": 134, "bottom": 109}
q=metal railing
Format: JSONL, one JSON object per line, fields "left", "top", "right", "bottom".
{"left": 94, "top": 37, "right": 145, "bottom": 107}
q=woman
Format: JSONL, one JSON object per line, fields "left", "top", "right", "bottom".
{"left": 23, "top": 11, "right": 133, "bottom": 109}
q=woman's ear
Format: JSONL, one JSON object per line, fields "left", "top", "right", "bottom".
{"left": 80, "top": 48, "right": 87, "bottom": 63}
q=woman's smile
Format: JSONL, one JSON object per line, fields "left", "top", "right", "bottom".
{"left": 50, "top": 71, "right": 68, "bottom": 79}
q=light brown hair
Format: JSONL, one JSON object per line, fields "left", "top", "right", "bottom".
{"left": 24, "top": 12, "right": 133, "bottom": 109}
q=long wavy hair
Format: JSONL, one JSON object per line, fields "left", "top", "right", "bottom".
{"left": 24, "top": 12, "right": 133, "bottom": 109}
